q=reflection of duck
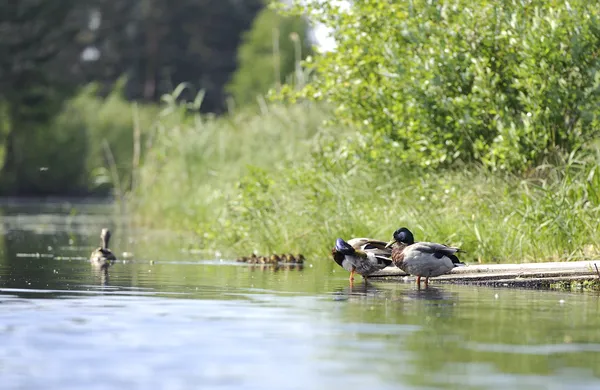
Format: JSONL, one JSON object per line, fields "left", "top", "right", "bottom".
{"left": 332, "top": 280, "right": 387, "bottom": 301}
{"left": 331, "top": 238, "right": 392, "bottom": 282}
{"left": 386, "top": 227, "right": 464, "bottom": 288}
{"left": 91, "top": 264, "right": 110, "bottom": 286}
{"left": 401, "top": 286, "right": 453, "bottom": 301}
{"left": 90, "top": 228, "right": 117, "bottom": 268}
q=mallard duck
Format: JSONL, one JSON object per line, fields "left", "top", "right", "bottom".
{"left": 385, "top": 227, "right": 465, "bottom": 288}
{"left": 331, "top": 237, "right": 393, "bottom": 281}
{"left": 90, "top": 228, "right": 117, "bottom": 268}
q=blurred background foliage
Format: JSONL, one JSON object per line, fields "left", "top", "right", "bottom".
{"left": 0, "top": 0, "right": 310, "bottom": 195}
{"left": 1, "top": 0, "right": 600, "bottom": 262}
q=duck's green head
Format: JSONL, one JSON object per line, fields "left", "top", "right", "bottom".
{"left": 335, "top": 238, "right": 355, "bottom": 255}
{"left": 386, "top": 227, "right": 415, "bottom": 248}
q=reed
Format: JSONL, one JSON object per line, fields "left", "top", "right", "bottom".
{"left": 130, "top": 95, "right": 600, "bottom": 265}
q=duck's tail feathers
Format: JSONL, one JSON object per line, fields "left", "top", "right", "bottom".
{"left": 375, "top": 255, "right": 393, "bottom": 267}
{"left": 448, "top": 253, "right": 465, "bottom": 265}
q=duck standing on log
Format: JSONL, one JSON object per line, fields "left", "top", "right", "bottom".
{"left": 331, "top": 237, "right": 393, "bottom": 282}
{"left": 90, "top": 228, "right": 117, "bottom": 268}
{"left": 385, "top": 227, "right": 464, "bottom": 288}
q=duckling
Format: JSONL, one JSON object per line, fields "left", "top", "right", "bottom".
{"left": 331, "top": 237, "right": 393, "bottom": 281}
{"left": 385, "top": 227, "right": 465, "bottom": 288}
{"left": 270, "top": 254, "right": 281, "bottom": 264}
{"left": 296, "top": 254, "right": 305, "bottom": 264}
{"left": 248, "top": 253, "right": 258, "bottom": 264}
{"left": 90, "top": 228, "right": 117, "bottom": 268}
{"left": 259, "top": 256, "right": 268, "bottom": 264}
{"left": 287, "top": 254, "right": 297, "bottom": 263}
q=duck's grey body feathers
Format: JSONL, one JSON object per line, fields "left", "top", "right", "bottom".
{"left": 339, "top": 250, "right": 391, "bottom": 275}
{"left": 387, "top": 227, "right": 464, "bottom": 287}
{"left": 395, "top": 242, "right": 463, "bottom": 278}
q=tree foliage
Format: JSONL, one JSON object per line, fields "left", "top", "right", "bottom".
{"left": 0, "top": 0, "right": 266, "bottom": 195}
{"left": 227, "top": 6, "right": 313, "bottom": 107}
{"left": 86, "top": 0, "right": 264, "bottom": 112}
{"left": 281, "top": 0, "right": 600, "bottom": 171}
{"left": 0, "top": 0, "right": 93, "bottom": 194}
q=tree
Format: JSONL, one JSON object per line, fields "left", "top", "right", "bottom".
{"left": 226, "top": 6, "right": 313, "bottom": 107}
{"left": 103, "top": 0, "right": 264, "bottom": 113}
{"left": 0, "top": 0, "right": 92, "bottom": 194}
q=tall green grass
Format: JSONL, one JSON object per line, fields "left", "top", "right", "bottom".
{"left": 130, "top": 97, "right": 600, "bottom": 264}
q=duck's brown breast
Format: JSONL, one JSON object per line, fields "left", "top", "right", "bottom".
{"left": 391, "top": 244, "right": 407, "bottom": 270}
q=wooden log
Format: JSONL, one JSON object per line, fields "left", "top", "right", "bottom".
{"left": 369, "top": 260, "right": 600, "bottom": 286}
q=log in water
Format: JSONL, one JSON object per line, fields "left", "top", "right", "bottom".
{"left": 371, "top": 260, "right": 600, "bottom": 288}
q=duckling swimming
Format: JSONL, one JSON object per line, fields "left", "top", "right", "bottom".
{"left": 270, "top": 254, "right": 281, "bottom": 264}
{"left": 385, "top": 227, "right": 465, "bottom": 288}
{"left": 90, "top": 228, "right": 117, "bottom": 268}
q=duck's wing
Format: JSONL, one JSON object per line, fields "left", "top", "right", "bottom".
{"left": 348, "top": 238, "right": 392, "bottom": 257}
{"left": 347, "top": 238, "right": 376, "bottom": 248}
{"left": 94, "top": 247, "right": 117, "bottom": 261}
{"left": 411, "top": 242, "right": 464, "bottom": 265}
{"left": 355, "top": 250, "right": 393, "bottom": 268}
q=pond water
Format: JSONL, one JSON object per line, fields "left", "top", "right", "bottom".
{"left": 1, "top": 202, "right": 600, "bottom": 390}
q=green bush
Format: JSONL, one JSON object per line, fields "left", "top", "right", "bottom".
{"left": 280, "top": 0, "right": 600, "bottom": 171}
{"left": 131, "top": 96, "right": 600, "bottom": 263}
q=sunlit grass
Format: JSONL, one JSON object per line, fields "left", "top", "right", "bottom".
{"left": 130, "top": 98, "right": 600, "bottom": 266}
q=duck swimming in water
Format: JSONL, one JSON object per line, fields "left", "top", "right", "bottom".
{"left": 90, "top": 228, "right": 117, "bottom": 268}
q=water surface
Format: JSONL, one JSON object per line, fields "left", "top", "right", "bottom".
{"left": 1, "top": 202, "right": 599, "bottom": 389}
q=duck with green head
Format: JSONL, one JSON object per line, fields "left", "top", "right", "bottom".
{"left": 90, "top": 228, "right": 117, "bottom": 268}
{"left": 331, "top": 237, "right": 393, "bottom": 282}
{"left": 385, "top": 227, "right": 464, "bottom": 288}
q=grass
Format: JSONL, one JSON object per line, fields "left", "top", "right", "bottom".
{"left": 128, "top": 96, "right": 600, "bottom": 267}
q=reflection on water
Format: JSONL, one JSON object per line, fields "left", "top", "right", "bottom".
{"left": 1, "top": 202, "right": 600, "bottom": 390}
